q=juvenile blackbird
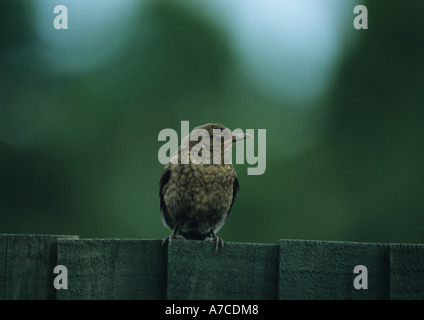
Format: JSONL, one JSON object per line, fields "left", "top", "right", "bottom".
{"left": 159, "top": 123, "right": 249, "bottom": 252}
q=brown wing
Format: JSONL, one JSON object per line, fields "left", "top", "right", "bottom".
{"left": 227, "top": 176, "right": 240, "bottom": 216}
{"left": 159, "top": 166, "right": 173, "bottom": 229}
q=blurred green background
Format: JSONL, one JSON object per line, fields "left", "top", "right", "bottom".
{"left": 1, "top": 0, "right": 423, "bottom": 244}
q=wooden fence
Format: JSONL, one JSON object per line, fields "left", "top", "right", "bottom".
{"left": 1, "top": 234, "right": 423, "bottom": 299}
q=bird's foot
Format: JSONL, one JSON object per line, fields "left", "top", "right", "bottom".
{"left": 162, "top": 234, "right": 186, "bottom": 246}
{"left": 162, "top": 228, "right": 186, "bottom": 247}
{"left": 204, "top": 233, "right": 224, "bottom": 253}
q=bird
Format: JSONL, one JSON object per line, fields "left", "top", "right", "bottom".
{"left": 159, "top": 123, "right": 250, "bottom": 252}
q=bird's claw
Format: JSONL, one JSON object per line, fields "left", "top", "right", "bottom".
{"left": 204, "top": 236, "right": 224, "bottom": 253}
{"left": 162, "top": 233, "right": 186, "bottom": 247}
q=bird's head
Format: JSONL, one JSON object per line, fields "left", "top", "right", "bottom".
{"left": 188, "top": 123, "right": 251, "bottom": 164}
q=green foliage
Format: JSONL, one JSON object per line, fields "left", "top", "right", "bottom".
{"left": 1, "top": 0, "right": 423, "bottom": 244}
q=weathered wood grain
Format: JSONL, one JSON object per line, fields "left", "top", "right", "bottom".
{"left": 56, "top": 239, "right": 167, "bottom": 299}
{"left": 390, "top": 243, "right": 424, "bottom": 300}
{"left": 0, "top": 234, "right": 78, "bottom": 300}
{"left": 0, "top": 236, "right": 6, "bottom": 299}
{"left": 278, "top": 239, "right": 390, "bottom": 300}
{"left": 2, "top": 234, "right": 424, "bottom": 300}
{"left": 167, "top": 240, "right": 278, "bottom": 300}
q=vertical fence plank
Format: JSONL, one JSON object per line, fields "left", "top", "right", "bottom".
{"left": 57, "top": 239, "right": 167, "bottom": 299}
{"left": 0, "top": 234, "right": 78, "bottom": 300}
{"left": 0, "top": 236, "right": 6, "bottom": 300}
{"left": 390, "top": 244, "right": 424, "bottom": 299}
{"left": 167, "top": 240, "right": 278, "bottom": 300}
{"left": 278, "top": 239, "right": 389, "bottom": 300}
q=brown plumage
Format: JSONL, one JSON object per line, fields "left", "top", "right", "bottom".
{"left": 159, "top": 123, "right": 249, "bottom": 252}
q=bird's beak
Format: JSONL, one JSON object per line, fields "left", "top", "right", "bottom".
{"left": 232, "top": 133, "right": 252, "bottom": 143}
